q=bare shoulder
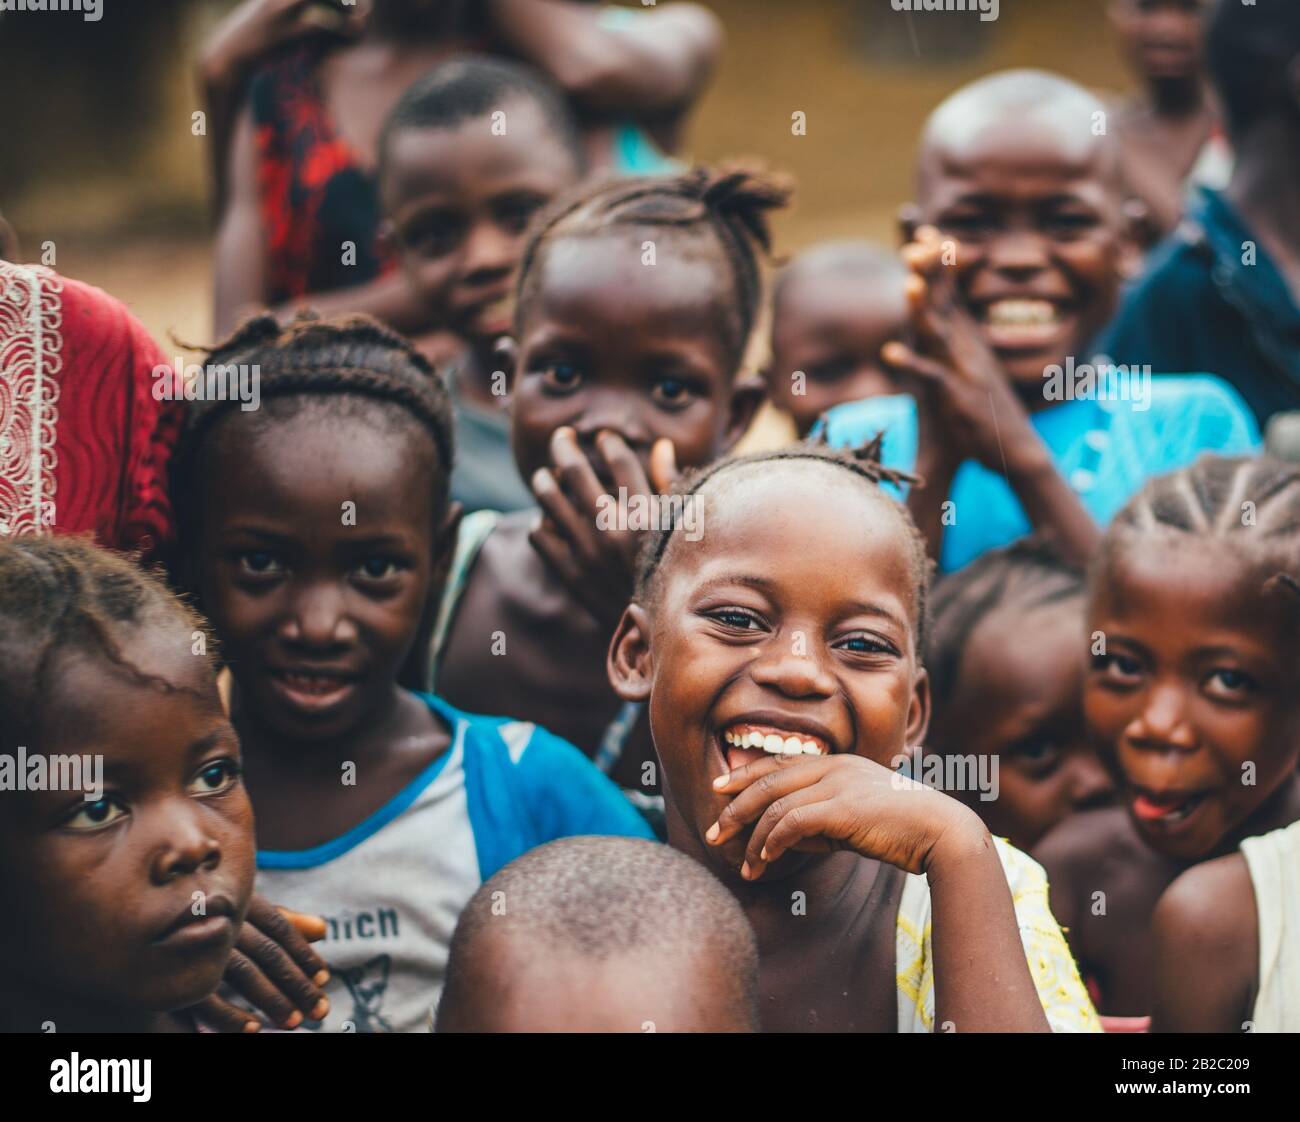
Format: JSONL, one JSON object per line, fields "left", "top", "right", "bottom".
{"left": 1154, "top": 852, "right": 1254, "bottom": 953}
{"left": 1033, "top": 806, "right": 1136, "bottom": 879}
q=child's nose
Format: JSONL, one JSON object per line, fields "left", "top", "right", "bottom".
{"left": 461, "top": 222, "right": 515, "bottom": 283}
{"left": 1128, "top": 682, "right": 1198, "bottom": 752}
{"left": 282, "top": 584, "right": 358, "bottom": 648}
{"left": 750, "top": 644, "right": 837, "bottom": 699}
{"left": 1067, "top": 752, "right": 1116, "bottom": 809}
{"left": 987, "top": 230, "right": 1051, "bottom": 275}
{"left": 150, "top": 806, "right": 221, "bottom": 884}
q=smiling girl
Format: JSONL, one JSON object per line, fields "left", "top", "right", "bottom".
{"left": 1035, "top": 454, "right": 1300, "bottom": 1025}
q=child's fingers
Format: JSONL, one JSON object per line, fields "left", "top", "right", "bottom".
{"left": 649, "top": 438, "right": 680, "bottom": 494}
{"left": 751, "top": 800, "right": 842, "bottom": 872}
{"left": 191, "top": 994, "right": 261, "bottom": 1034}
{"left": 550, "top": 426, "right": 608, "bottom": 513}
{"left": 278, "top": 906, "right": 327, "bottom": 943}
{"left": 596, "top": 430, "right": 652, "bottom": 499}
{"left": 880, "top": 340, "right": 950, "bottom": 385}
{"left": 528, "top": 521, "right": 589, "bottom": 593}
{"left": 740, "top": 790, "right": 836, "bottom": 879}
{"left": 223, "top": 948, "right": 312, "bottom": 1029}
{"left": 531, "top": 468, "right": 600, "bottom": 565}
{"left": 707, "top": 756, "right": 829, "bottom": 845}
{"left": 245, "top": 895, "right": 329, "bottom": 984}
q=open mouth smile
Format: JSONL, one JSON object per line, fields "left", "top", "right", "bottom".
{"left": 269, "top": 669, "right": 360, "bottom": 714}
{"left": 1129, "top": 786, "right": 1212, "bottom": 827}
{"left": 977, "top": 298, "right": 1073, "bottom": 350}
{"left": 717, "top": 721, "right": 832, "bottom": 773}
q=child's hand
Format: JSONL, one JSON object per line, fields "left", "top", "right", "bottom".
{"left": 882, "top": 226, "right": 1038, "bottom": 475}
{"left": 202, "top": 0, "right": 368, "bottom": 89}
{"left": 707, "top": 752, "right": 983, "bottom": 881}
{"left": 528, "top": 427, "right": 679, "bottom": 630}
{"left": 193, "top": 896, "right": 331, "bottom": 1032}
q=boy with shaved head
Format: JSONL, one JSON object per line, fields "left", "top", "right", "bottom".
{"left": 818, "top": 68, "right": 1258, "bottom": 573}
{"left": 435, "top": 836, "right": 759, "bottom": 1032}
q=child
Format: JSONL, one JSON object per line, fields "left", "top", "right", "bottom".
{"left": 1108, "top": 0, "right": 1226, "bottom": 244}
{"left": 436, "top": 835, "right": 759, "bottom": 1032}
{"left": 170, "top": 311, "right": 653, "bottom": 1032}
{"left": 766, "top": 241, "right": 908, "bottom": 437}
{"left": 376, "top": 55, "right": 587, "bottom": 513}
{"left": 1151, "top": 818, "right": 1300, "bottom": 1032}
{"left": 926, "top": 538, "right": 1114, "bottom": 851}
{"left": 429, "top": 168, "right": 776, "bottom": 788}
{"left": 1100, "top": 2, "right": 1300, "bottom": 423}
{"left": 817, "top": 70, "right": 1260, "bottom": 574}
{"left": 606, "top": 441, "right": 1101, "bottom": 1032}
{"left": 0, "top": 536, "right": 255, "bottom": 1033}
{"left": 1034, "top": 455, "right": 1300, "bottom": 1026}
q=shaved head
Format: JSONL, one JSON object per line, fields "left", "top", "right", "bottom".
{"left": 918, "top": 69, "right": 1121, "bottom": 200}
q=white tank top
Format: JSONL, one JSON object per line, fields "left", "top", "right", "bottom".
{"left": 1241, "top": 819, "right": 1300, "bottom": 1032}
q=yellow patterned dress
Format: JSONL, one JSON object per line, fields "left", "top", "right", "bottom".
{"left": 895, "top": 837, "right": 1101, "bottom": 1032}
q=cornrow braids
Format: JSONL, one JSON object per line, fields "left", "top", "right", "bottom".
{"left": 634, "top": 434, "right": 934, "bottom": 648}
{"left": 515, "top": 165, "right": 792, "bottom": 369}
{"left": 170, "top": 311, "right": 455, "bottom": 555}
{"left": 0, "top": 536, "right": 218, "bottom": 746}
{"left": 1098, "top": 454, "right": 1300, "bottom": 609}
{"left": 927, "top": 536, "right": 1085, "bottom": 706}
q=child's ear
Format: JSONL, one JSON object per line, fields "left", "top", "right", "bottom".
{"left": 492, "top": 335, "right": 519, "bottom": 387}
{"left": 906, "top": 665, "right": 932, "bottom": 751}
{"left": 897, "top": 203, "right": 923, "bottom": 247}
{"left": 722, "top": 375, "right": 766, "bottom": 453}
{"left": 608, "top": 603, "right": 654, "bottom": 702}
{"left": 432, "top": 500, "right": 464, "bottom": 583}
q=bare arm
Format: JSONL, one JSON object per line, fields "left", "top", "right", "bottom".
{"left": 487, "top": 0, "right": 721, "bottom": 123}
{"left": 213, "top": 102, "right": 270, "bottom": 336}
{"left": 1150, "top": 854, "right": 1257, "bottom": 1034}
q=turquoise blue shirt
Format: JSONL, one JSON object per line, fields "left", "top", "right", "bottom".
{"left": 814, "top": 375, "right": 1261, "bottom": 573}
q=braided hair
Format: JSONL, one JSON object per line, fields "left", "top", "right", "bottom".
{"left": 1098, "top": 454, "right": 1300, "bottom": 607}
{"left": 0, "top": 536, "right": 217, "bottom": 745}
{"left": 634, "top": 434, "right": 934, "bottom": 648}
{"left": 515, "top": 165, "right": 792, "bottom": 370}
{"left": 170, "top": 311, "right": 455, "bottom": 559}
{"left": 927, "top": 536, "right": 1085, "bottom": 707}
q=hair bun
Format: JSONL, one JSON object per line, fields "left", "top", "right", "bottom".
{"left": 694, "top": 164, "right": 793, "bottom": 254}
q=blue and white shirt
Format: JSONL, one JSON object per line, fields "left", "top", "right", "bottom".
{"left": 252, "top": 693, "right": 655, "bottom": 1032}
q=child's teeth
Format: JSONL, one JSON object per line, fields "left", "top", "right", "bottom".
{"left": 763, "top": 734, "right": 784, "bottom": 753}
{"left": 802, "top": 741, "right": 820, "bottom": 755}
{"left": 747, "top": 731, "right": 765, "bottom": 748}
{"left": 782, "top": 737, "right": 803, "bottom": 755}
{"left": 987, "top": 299, "right": 1058, "bottom": 326}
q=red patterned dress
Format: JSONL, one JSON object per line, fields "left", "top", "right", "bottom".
{"left": 249, "top": 48, "right": 394, "bottom": 303}
{"left": 0, "top": 262, "right": 181, "bottom": 557}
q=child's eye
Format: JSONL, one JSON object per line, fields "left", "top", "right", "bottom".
{"left": 707, "top": 608, "right": 763, "bottom": 631}
{"left": 539, "top": 360, "right": 582, "bottom": 392}
{"left": 238, "top": 550, "right": 282, "bottom": 576}
{"left": 1007, "top": 738, "right": 1062, "bottom": 776}
{"left": 807, "top": 358, "right": 853, "bottom": 384}
{"left": 1044, "top": 211, "right": 1099, "bottom": 237}
{"left": 64, "top": 797, "right": 127, "bottom": 832}
{"left": 355, "top": 558, "right": 402, "bottom": 582}
{"left": 1093, "top": 652, "right": 1143, "bottom": 684}
{"left": 495, "top": 194, "right": 546, "bottom": 235}
{"left": 402, "top": 212, "right": 463, "bottom": 257}
{"left": 939, "top": 213, "right": 994, "bottom": 239}
{"left": 651, "top": 376, "right": 699, "bottom": 408}
{"left": 189, "top": 759, "right": 242, "bottom": 796}
{"left": 834, "top": 634, "right": 898, "bottom": 657}
{"left": 1204, "top": 668, "right": 1256, "bottom": 700}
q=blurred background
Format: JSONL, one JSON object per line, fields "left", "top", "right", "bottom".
{"left": 0, "top": 0, "right": 1131, "bottom": 348}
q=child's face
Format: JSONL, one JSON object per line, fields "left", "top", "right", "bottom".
{"left": 197, "top": 407, "right": 444, "bottom": 743}
{"left": 915, "top": 106, "right": 1131, "bottom": 390}
{"left": 0, "top": 623, "right": 254, "bottom": 1017}
{"left": 511, "top": 231, "right": 758, "bottom": 485}
{"left": 1110, "top": 0, "right": 1207, "bottom": 84}
{"left": 612, "top": 465, "right": 928, "bottom": 880}
{"left": 769, "top": 269, "right": 908, "bottom": 437}
{"left": 382, "top": 99, "right": 581, "bottom": 350}
{"left": 1086, "top": 541, "right": 1300, "bottom": 860}
{"left": 932, "top": 594, "right": 1113, "bottom": 850}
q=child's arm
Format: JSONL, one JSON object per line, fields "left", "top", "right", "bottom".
{"left": 192, "top": 896, "right": 331, "bottom": 1032}
{"left": 883, "top": 227, "right": 1101, "bottom": 569}
{"left": 1150, "top": 854, "right": 1257, "bottom": 1034}
{"left": 486, "top": 0, "right": 721, "bottom": 127}
{"left": 710, "top": 754, "right": 1051, "bottom": 1032}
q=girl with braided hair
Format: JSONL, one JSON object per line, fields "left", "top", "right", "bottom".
{"left": 170, "top": 310, "right": 650, "bottom": 1033}
{"left": 431, "top": 165, "right": 784, "bottom": 797}
{"left": 1036, "top": 454, "right": 1300, "bottom": 1029}
{"left": 606, "top": 438, "right": 1101, "bottom": 1032}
